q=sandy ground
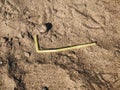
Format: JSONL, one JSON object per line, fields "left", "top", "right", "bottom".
{"left": 0, "top": 0, "right": 120, "bottom": 90}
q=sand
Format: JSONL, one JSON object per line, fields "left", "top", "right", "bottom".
{"left": 0, "top": 0, "right": 120, "bottom": 90}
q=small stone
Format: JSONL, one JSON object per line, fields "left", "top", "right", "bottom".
{"left": 36, "top": 24, "right": 47, "bottom": 33}
{"left": 24, "top": 52, "right": 30, "bottom": 57}
{"left": 0, "top": 60, "right": 2, "bottom": 65}
{"left": 17, "top": 34, "right": 22, "bottom": 38}
{"left": 0, "top": 58, "right": 3, "bottom": 65}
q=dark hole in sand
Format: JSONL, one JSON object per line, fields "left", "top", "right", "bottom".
{"left": 42, "top": 86, "right": 49, "bottom": 90}
{"left": 3, "top": 37, "right": 9, "bottom": 42}
{"left": 45, "top": 23, "right": 52, "bottom": 32}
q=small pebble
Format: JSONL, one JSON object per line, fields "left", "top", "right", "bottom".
{"left": 24, "top": 52, "right": 30, "bottom": 57}
{"left": 36, "top": 24, "right": 47, "bottom": 33}
{"left": 0, "top": 58, "right": 3, "bottom": 66}
{"left": 0, "top": 60, "right": 2, "bottom": 65}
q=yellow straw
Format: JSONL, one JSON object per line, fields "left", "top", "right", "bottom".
{"left": 34, "top": 35, "right": 96, "bottom": 53}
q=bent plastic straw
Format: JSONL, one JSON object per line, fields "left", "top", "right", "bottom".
{"left": 34, "top": 35, "right": 96, "bottom": 53}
